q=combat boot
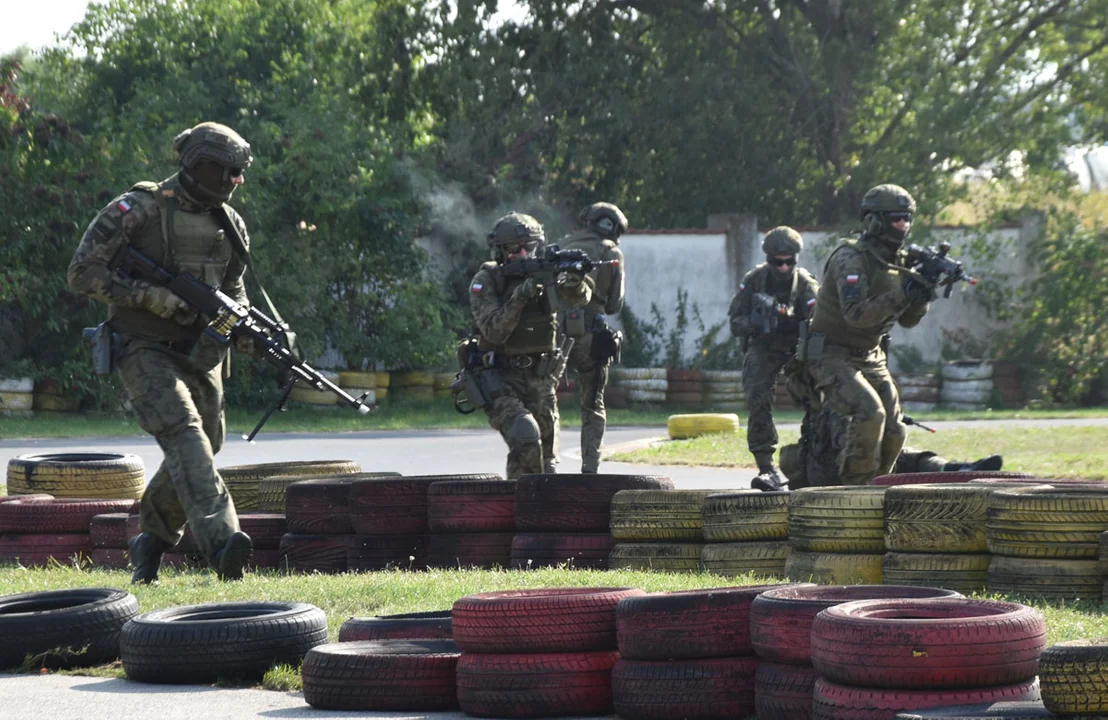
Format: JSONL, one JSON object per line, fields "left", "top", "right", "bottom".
{"left": 751, "top": 465, "right": 788, "bottom": 492}
{"left": 129, "top": 532, "right": 172, "bottom": 585}
{"left": 943, "top": 454, "right": 1003, "bottom": 472}
{"left": 211, "top": 531, "right": 253, "bottom": 581}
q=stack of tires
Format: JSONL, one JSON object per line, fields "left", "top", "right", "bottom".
{"left": 0, "top": 377, "right": 33, "bottom": 416}
{"left": 666, "top": 369, "right": 703, "bottom": 408}
{"left": 0, "top": 496, "right": 136, "bottom": 567}
{"left": 940, "top": 361, "right": 993, "bottom": 411}
{"left": 896, "top": 373, "right": 940, "bottom": 414}
{"left": 338, "top": 371, "right": 377, "bottom": 407}
{"left": 33, "top": 379, "right": 80, "bottom": 413}
{"left": 809, "top": 597, "right": 1044, "bottom": 719}
{"left": 426, "top": 478, "right": 515, "bottom": 569}
{"left": 991, "top": 361, "right": 1025, "bottom": 409}
{"left": 432, "top": 372, "right": 455, "bottom": 403}
{"left": 986, "top": 485, "right": 1107, "bottom": 601}
{"left": 392, "top": 370, "right": 434, "bottom": 403}
{"left": 613, "top": 586, "right": 788, "bottom": 719}
{"left": 89, "top": 512, "right": 132, "bottom": 569}
{"left": 701, "top": 491, "right": 791, "bottom": 579}
{"left": 375, "top": 371, "right": 390, "bottom": 402}
{"left": 454, "top": 588, "right": 638, "bottom": 718}
{"left": 610, "top": 368, "right": 667, "bottom": 405}
{"left": 608, "top": 489, "right": 719, "bottom": 573}
{"left": 289, "top": 370, "right": 342, "bottom": 408}
{"left": 223, "top": 459, "right": 362, "bottom": 512}
{"left": 512, "top": 474, "right": 674, "bottom": 570}
{"left": 280, "top": 476, "right": 361, "bottom": 573}
{"left": 750, "top": 585, "right": 960, "bottom": 720}
{"left": 882, "top": 481, "right": 1037, "bottom": 594}
{"left": 702, "top": 370, "right": 744, "bottom": 411}
{"left": 6, "top": 452, "right": 145, "bottom": 500}
{"left": 785, "top": 487, "right": 887, "bottom": 585}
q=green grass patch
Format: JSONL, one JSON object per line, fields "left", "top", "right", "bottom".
{"left": 3, "top": 564, "right": 1105, "bottom": 691}
{"left": 611, "top": 424, "right": 1108, "bottom": 479}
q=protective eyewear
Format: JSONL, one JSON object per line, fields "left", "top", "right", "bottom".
{"left": 885, "top": 212, "right": 913, "bottom": 223}
{"left": 773, "top": 257, "right": 797, "bottom": 268}
{"left": 506, "top": 241, "right": 538, "bottom": 255}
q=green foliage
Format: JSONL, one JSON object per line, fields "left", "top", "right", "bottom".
{"left": 618, "top": 304, "right": 664, "bottom": 369}
{"left": 999, "top": 209, "right": 1108, "bottom": 405}
{"left": 618, "top": 293, "right": 740, "bottom": 371}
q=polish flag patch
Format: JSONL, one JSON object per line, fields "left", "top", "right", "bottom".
{"left": 845, "top": 274, "right": 859, "bottom": 284}
{"left": 117, "top": 199, "right": 132, "bottom": 213}
{"left": 807, "top": 298, "right": 817, "bottom": 307}
{"left": 738, "top": 283, "right": 745, "bottom": 291}
{"left": 470, "top": 283, "right": 484, "bottom": 293}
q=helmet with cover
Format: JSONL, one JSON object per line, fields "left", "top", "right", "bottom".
{"left": 577, "top": 202, "right": 628, "bottom": 241}
{"left": 487, "top": 212, "right": 545, "bottom": 261}
{"left": 172, "top": 122, "right": 253, "bottom": 206}
{"left": 860, "top": 184, "right": 916, "bottom": 246}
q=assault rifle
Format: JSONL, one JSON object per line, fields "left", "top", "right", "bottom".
{"left": 751, "top": 292, "right": 794, "bottom": 334}
{"left": 904, "top": 242, "right": 976, "bottom": 298}
{"left": 108, "top": 245, "right": 372, "bottom": 441}
{"left": 501, "top": 244, "right": 618, "bottom": 290}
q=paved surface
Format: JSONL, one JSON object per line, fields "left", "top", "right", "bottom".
{"left": 2, "top": 417, "right": 1106, "bottom": 718}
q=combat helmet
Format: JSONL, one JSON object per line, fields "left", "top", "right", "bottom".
{"left": 172, "top": 122, "right": 253, "bottom": 205}
{"left": 762, "top": 226, "right": 804, "bottom": 256}
{"left": 860, "top": 184, "right": 916, "bottom": 246}
{"left": 578, "top": 202, "right": 628, "bottom": 241}
{"left": 487, "top": 212, "right": 545, "bottom": 260}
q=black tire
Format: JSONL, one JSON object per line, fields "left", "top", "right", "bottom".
{"left": 612, "top": 656, "right": 757, "bottom": 720}
{"left": 339, "top": 611, "right": 453, "bottom": 642}
{"left": 0, "top": 588, "right": 139, "bottom": 669}
{"left": 427, "top": 479, "right": 517, "bottom": 533}
{"left": 302, "top": 639, "right": 460, "bottom": 711}
{"left": 120, "top": 601, "right": 328, "bottom": 684}
{"left": 89, "top": 512, "right": 131, "bottom": 548}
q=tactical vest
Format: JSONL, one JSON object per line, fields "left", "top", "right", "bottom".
{"left": 753, "top": 264, "right": 803, "bottom": 351}
{"left": 480, "top": 262, "right": 558, "bottom": 354}
{"left": 809, "top": 238, "right": 904, "bottom": 351}
{"left": 109, "top": 177, "right": 235, "bottom": 342}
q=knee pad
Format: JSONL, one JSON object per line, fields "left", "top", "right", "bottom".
{"left": 507, "top": 413, "right": 541, "bottom": 448}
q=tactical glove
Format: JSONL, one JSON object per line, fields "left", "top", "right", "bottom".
{"left": 558, "top": 271, "right": 584, "bottom": 289}
{"left": 514, "top": 277, "right": 544, "bottom": 301}
{"left": 902, "top": 277, "right": 936, "bottom": 304}
{"left": 143, "top": 286, "right": 196, "bottom": 325}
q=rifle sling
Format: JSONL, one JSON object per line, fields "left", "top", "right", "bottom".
{"left": 210, "top": 206, "right": 290, "bottom": 334}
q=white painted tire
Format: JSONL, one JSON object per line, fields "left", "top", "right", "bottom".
{"left": 0, "top": 392, "right": 34, "bottom": 412}
{"left": 942, "top": 361, "right": 993, "bottom": 381}
{"left": 702, "top": 370, "right": 743, "bottom": 383}
{"left": 611, "top": 367, "right": 667, "bottom": 381}
{"left": 941, "top": 379, "right": 994, "bottom": 394}
{"left": 704, "top": 382, "right": 743, "bottom": 394}
{"left": 0, "top": 377, "right": 34, "bottom": 393}
{"left": 942, "top": 401, "right": 987, "bottom": 411}
{"left": 627, "top": 389, "right": 667, "bottom": 403}
{"left": 619, "top": 379, "right": 669, "bottom": 392}
{"left": 899, "top": 387, "right": 939, "bottom": 403}
{"left": 896, "top": 374, "right": 939, "bottom": 389}
{"left": 941, "top": 386, "right": 992, "bottom": 404}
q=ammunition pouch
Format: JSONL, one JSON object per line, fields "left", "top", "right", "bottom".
{"left": 558, "top": 308, "right": 588, "bottom": 339}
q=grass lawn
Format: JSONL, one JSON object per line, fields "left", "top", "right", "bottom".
{"left": 611, "top": 424, "right": 1108, "bottom": 480}
{"left": 3, "top": 564, "right": 1106, "bottom": 691}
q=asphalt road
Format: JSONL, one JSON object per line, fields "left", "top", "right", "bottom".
{"left": 2, "top": 417, "right": 1107, "bottom": 718}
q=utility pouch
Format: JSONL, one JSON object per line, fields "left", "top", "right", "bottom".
{"left": 82, "top": 322, "right": 119, "bottom": 375}
{"left": 590, "top": 320, "right": 622, "bottom": 366}
{"left": 806, "top": 331, "right": 826, "bottom": 363}
{"left": 558, "top": 309, "right": 588, "bottom": 339}
{"left": 796, "top": 321, "right": 811, "bottom": 363}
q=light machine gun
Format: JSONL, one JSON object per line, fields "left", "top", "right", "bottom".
{"left": 904, "top": 242, "right": 976, "bottom": 298}
{"left": 105, "top": 245, "right": 372, "bottom": 441}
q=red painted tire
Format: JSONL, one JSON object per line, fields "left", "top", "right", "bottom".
{"left": 236, "top": 513, "right": 288, "bottom": 550}
{"left": 247, "top": 548, "right": 280, "bottom": 569}
{"left": 514, "top": 474, "right": 674, "bottom": 532}
{"left": 345, "top": 534, "right": 428, "bottom": 572}
{"left": 339, "top": 611, "right": 452, "bottom": 642}
{"left": 812, "top": 677, "right": 1041, "bottom": 720}
{"left": 750, "top": 585, "right": 963, "bottom": 665}
{"left": 302, "top": 639, "right": 460, "bottom": 711}
{"left": 0, "top": 498, "right": 137, "bottom": 534}
{"left": 427, "top": 532, "right": 514, "bottom": 569}
{"left": 457, "top": 651, "right": 618, "bottom": 718}
{"left": 612, "top": 656, "right": 757, "bottom": 720}
{"left": 90, "top": 547, "right": 129, "bottom": 569}
{"left": 0, "top": 493, "right": 52, "bottom": 504}
{"left": 511, "top": 532, "right": 614, "bottom": 569}
{"left": 349, "top": 474, "right": 499, "bottom": 535}
{"left": 427, "top": 479, "right": 516, "bottom": 532}
{"left": 874, "top": 471, "right": 1033, "bottom": 487}
{"left": 278, "top": 533, "right": 347, "bottom": 573}
{"left": 616, "top": 583, "right": 803, "bottom": 660}
{"left": 452, "top": 587, "right": 644, "bottom": 653}
{"left": 811, "top": 598, "right": 1045, "bottom": 689}
{"left": 285, "top": 478, "right": 357, "bottom": 535}
{"left": 0, "top": 533, "right": 92, "bottom": 566}
{"left": 755, "top": 662, "right": 820, "bottom": 720}
{"left": 89, "top": 512, "right": 131, "bottom": 548}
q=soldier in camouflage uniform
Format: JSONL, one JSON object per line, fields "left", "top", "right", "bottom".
{"left": 727, "top": 226, "right": 818, "bottom": 491}
{"left": 805, "top": 184, "right": 937, "bottom": 485}
{"left": 68, "top": 122, "right": 255, "bottom": 583}
{"left": 469, "top": 213, "right": 593, "bottom": 479}
{"left": 557, "top": 202, "right": 627, "bottom": 474}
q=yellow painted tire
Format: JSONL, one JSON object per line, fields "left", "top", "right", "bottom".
{"left": 703, "top": 491, "right": 789, "bottom": 541}
{"left": 32, "top": 392, "right": 80, "bottom": 412}
{"left": 787, "top": 487, "right": 886, "bottom": 553}
{"left": 397, "top": 371, "right": 434, "bottom": 387}
{"left": 340, "top": 387, "right": 376, "bottom": 406}
{"left": 375, "top": 371, "right": 391, "bottom": 388}
{"left": 0, "top": 391, "right": 33, "bottom": 413}
{"left": 610, "top": 489, "right": 719, "bottom": 542}
{"left": 987, "top": 555, "right": 1101, "bottom": 601}
{"left": 785, "top": 550, "right": 884, "bottom": 585}
{"left": 433, "top": 373, "right": 455, "bottom": 391}
{"left": 701, "top": 541, "right": 790, "bottom": 579}
{"left": 666, "top": 413, "right": 740, "bottom": 440}
{"left": 609, "top": 543, "right": 704, "bottom": 572}
{"left": 376, "top": 387, "right": 389, "bottom": 401}
{"left": 881, "top": 552, "right": 990, "bottom": 595}
{"left": 396, "top": 385, "right": 435, "bottom": 401}
{"left": 7, "top": 453, "right": 144, "bottom": 499}
{"left": 220, "top": 460, "right": 361, "bottom": 512}
{"left": 337, "top": 371, "right": 377, "bottom": 389}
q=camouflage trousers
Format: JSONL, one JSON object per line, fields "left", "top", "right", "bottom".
{"left": 117, "top": 338, "right": 239, "bottom": 559}
{"left": 806, "top": 345, "right": 906, "bottom": 485}
{"left": 742, "top": 344, "right": 792, "bottom": 468}
{"left": 894, "top": 447, "right": 948, "bottom": 474}
{"left": 566, "top": 333, "right": 609, "bottom": 473}
{"left": 483, "top": 363, "right": 559, "bottom": 479}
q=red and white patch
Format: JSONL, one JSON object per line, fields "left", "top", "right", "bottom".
{"left": 845, "top": 274, "right": 859, "bottom": 284}
{"left": 116, "top": 199, "right": 132, "bottom": 213}
{"left": 807, "top": 298, "right": 817, "bottom": 307}
{"left": 738, "top": 283, "right": 745, "bottom": 291}
{"left": 470, "top": 283, "right": 484, "bottom": 293}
